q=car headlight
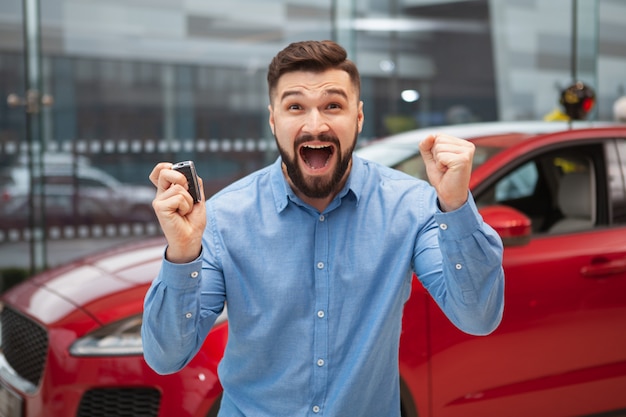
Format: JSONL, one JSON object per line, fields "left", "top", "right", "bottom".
{"left": 69, "top": 308, "right": 228, "bottom": 357}
{"left": 70, "top": 315, "right": 143, "bottom": 357}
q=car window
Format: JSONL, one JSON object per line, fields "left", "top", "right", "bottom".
{"left": 46, "top": 176, "right": 75, "bottom": 186}
{"left": 42, "top": 173, "right": 115, "bottom": 189}
{"left": 78, "top": 177, "right": 110, "bottom": 189}
{"left": 476, "top": 144, "right": 602, "bottom": 234}
{"left": 394, "top": 155, "right": 428, "bottom": 180}
{"left": 494, "top": 162, "right": 538, "bottom": 201}
{"left": 610, "top": 139, "right": 626, "bottom": 224}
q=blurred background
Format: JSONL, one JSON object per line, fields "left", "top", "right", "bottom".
{"left": 1, "top": 0, "right": 625, "bottom": 277}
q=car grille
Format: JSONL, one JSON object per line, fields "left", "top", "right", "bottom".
{"left": 0, "top": 306, "right": 48, "bottom": 387}
{"left": 77, "top": 388, "right": 161, "bottom": 417}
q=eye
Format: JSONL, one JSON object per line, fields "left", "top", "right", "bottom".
{"left": 287, "top": 103, "right": 302, "bottom": 111}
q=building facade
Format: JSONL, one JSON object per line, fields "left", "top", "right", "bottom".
{"left": 0, "top": 0, "right": 625, "bottom": 266}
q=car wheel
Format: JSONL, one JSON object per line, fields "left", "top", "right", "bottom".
{"left": 400, "top": 378, "right": 419, "bottom": 417}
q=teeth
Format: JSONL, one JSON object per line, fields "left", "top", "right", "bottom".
{"left": 304, "top": 144, "right": 331, "bottom": 149}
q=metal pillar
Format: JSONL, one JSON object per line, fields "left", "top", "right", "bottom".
{"left": 22, "top": 0, "right": 48, "bottom": 274}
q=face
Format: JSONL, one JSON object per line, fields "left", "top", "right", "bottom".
{"left": 268, "top": 69, "right": 364, "bottom": 200}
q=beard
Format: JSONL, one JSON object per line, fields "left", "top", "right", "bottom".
{"left": 277, "top": 131, "right": 357, "bottom": 199}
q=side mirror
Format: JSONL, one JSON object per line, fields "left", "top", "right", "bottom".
{"left": 479, "top": 205, "right": 532, "bottom": 247}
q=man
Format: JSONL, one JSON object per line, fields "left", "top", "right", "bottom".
{"left": 142, "top": 40, "right": 504, "bottom": 417}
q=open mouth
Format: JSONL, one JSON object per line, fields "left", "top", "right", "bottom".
{"left": 300, "top": 144, "right": 335, "bottom": 170}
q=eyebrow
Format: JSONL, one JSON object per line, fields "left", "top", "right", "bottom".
{"left": 280, "top": 87, "right": 349, "bottom": 102}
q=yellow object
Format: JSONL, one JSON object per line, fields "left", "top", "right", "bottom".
{"left": 543, "top": 108, "right": 570, "bottom": 121}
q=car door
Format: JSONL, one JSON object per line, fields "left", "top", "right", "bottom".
{"left": 425, "top": 137, "right": 626, "bottom": 417}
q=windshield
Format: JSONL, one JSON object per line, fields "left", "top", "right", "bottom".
{"left": 389, "top": 145, "right": 504, "bottom": 181}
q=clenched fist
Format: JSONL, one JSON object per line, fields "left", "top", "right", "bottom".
{"left": 149, "top": 162, "right": 206, "bottom": 263}
{"left": 418, "top": 134, "right": 475, "bottom": 212}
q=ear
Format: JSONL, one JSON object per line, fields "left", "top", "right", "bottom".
{"left": 268, "top": 104, "right": 275, "bottom": 136}
{"left": 357, "top": 101, "right": 364, "bottom": 133}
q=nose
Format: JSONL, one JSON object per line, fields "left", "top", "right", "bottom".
{"left": 302, "top": 109, "right": 330, "bottom": 136}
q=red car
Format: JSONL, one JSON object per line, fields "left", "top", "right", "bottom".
{"left": 1, "top": 121, "right": 625, "bottom": 417}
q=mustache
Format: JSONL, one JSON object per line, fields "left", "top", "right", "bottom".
{"left": 295, "top": 133, "right": 340, "bottom": 147}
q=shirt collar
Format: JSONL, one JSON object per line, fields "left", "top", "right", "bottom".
{"left": 269, "top": 155, "right": 366, "bottom": 214}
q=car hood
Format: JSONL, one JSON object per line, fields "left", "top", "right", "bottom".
{"left": 1, "top": 238, "right": 165, "bottom": 327}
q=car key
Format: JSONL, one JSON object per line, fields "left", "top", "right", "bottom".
{"left": 171, "top": 160, "right": 201, "bottom": 203}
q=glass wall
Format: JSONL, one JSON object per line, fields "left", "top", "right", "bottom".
{"left": 1, "top": 0, "right": 625, "bottom": 272}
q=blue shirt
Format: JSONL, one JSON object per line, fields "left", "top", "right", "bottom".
{"left": 142, "top": 155, "right": 504, "bottom": 417}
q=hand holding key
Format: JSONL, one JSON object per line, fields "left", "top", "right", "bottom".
{"left": 149, "top": 161, "right": 206, "bottom": 263}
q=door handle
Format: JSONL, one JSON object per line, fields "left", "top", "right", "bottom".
{"left": 581, "top": 258, "right": 626, "bottom": 277}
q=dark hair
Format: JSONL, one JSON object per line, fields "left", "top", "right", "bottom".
{"left": 267, "top": 40, "right": 361, "bottom": 103}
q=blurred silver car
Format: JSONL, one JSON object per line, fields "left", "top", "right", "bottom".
{"left": 0, "top": 153, "right": 155, "bottom": 228}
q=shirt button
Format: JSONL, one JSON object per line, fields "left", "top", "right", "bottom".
{"left": 317, "top": 262, "right": 324, "bottom": 269}
{"left": 455, "top": 263, "right": 462, "bottom": 270}
{"left": 317, "top": 359, "right": 325, "bottom": 367}
{"left": 440, "top": 223, "right": 448, "bottom": 230}
{"left": 185, "top": 312, "right": 192, "bottom": 319}
{"left": 319, "top": 215, "right": 325, "bottom": 222}
{"left": 190, "top": 271, "right": 199, "bottom": 278}
{"left": 312, "top": 405, "right": 321, "bottom": 413}
{"left": 317, "top": 310, "right": 325, "bottom": 318}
